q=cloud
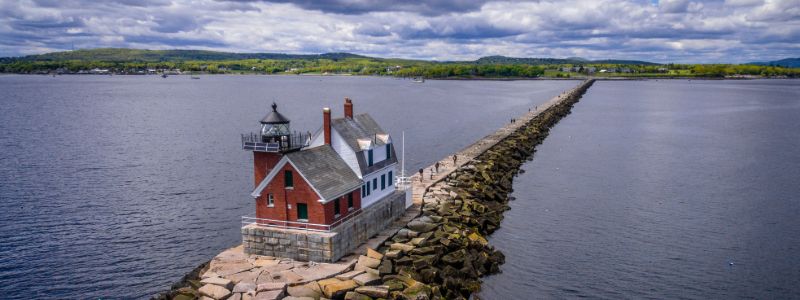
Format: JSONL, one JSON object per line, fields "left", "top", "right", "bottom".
{"left": 0, "top": 0, "right": 798, "bottom": 63}
{"left": 228, "top": 0, "right": 492, "bottom": 16}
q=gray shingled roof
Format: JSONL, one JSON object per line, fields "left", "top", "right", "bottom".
{"left": 331, "top": 114, "right": 387, "bottom": 151}
{"left": 286, "top": 145, "right": 362, "bottom": 201}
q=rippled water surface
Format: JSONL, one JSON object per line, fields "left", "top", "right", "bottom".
{"left": 0, "top": 75, "right": 576, "bottom": 299}
{"left": 479, "top": 80, "right": 800, "bottom": 299}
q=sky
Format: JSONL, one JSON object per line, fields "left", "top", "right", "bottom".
{"left": 0, "top": 0, "right": 798, "bottom": 63}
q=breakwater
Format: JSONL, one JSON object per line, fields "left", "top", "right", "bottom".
{"left": 367, "top": 79, "right": 595, "bottom": 299}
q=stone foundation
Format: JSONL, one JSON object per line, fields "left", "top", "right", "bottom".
{"left": 242, "top": 190, "right": 408, "bottom": 262}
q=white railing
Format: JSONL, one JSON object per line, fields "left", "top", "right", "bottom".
{"left": 242, "top": 208, "right": 363, "bottom": 232}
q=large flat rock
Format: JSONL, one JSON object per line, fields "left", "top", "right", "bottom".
{"left": 198, "top": 284, "right": 231, "bottom": 300}
{"left": 287, "top": 281, "right": 322, "bottom": 298}
{"left": 254, "top": 289, "right": 284, "bottom": 300}
{"left": 201, "top": 277, "right": 234, "bottom": 290}
{"left": 318, "top": 278, "right": 359, "bottom": 299}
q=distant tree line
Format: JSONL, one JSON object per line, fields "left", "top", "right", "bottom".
{"left": 1, "top": 50, "right": 798, "bottom": 78}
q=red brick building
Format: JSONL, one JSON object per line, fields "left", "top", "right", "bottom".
{"left": 242, "top": 99, "right": 398, "bottom": 231}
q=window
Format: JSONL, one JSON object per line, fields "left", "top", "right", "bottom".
{"left": 366, "top": 182, "right": 371, "bottom": 196}
{"left": 372, "top": 178, "right": 377, "bottom": 190}
{"left": 347, "top": 193, "right": 354, "bottom": 210}
{"left": 381, "top": 174, "right": 386, "bottom": 190}
{"left": 388, "top": 171, "right": 393, "bottom": 186}
{"left": 368, "top": 149, "right": 374, "bottom": 166}
{"left": 284, "top": 170, "right": 293, "bottom": 188}
{"left": 386, "top": 144, "right": 391, "bottom": 160}
{"left": 361, "top": 184, "right": 366, "bottom": 198}
{"left": 267, "top": 193, "right": 274, "bottom": 207}
{"left": 297, "top": 203, "right": 308, "bottom": 221}
{"left": 334, "top": 199, "right": 340, "bottom": 217}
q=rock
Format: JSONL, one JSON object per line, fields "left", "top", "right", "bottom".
{"left": 229, "top": 293, "right": 243, "bottom": 300}
{"left": 344, "top": 291, "right": 372, "bottom": 300}
{"left": 357, "top": 255, "right": 381, "bottom": 269}
{"left": 199, "top": 296, "right": 215, "bottom": 300}
{"left": 256, "top": 282, "right": 286, "bottom": 292}
{"left": 402, "top": 282, "right": 432, "bottom": 300}
{"left": 233, "top": 282, "right": 256, "bottom": 293}
{"left": 384, "top": 249, "right": 403, "bottom": 259}
{"left": 366, "top": 248, "right": 383, "bottom": 260}
{"left": 355, "top": 286, "right": 389, "bottom": 298}
{"left": 201, "top": 277, "right": 234, "bottom": 290}
{"left": 384, "top": 280, "right": 405, "bottom": 291}
{"left": 242, "top": 291, "right": 256, "bottom": 300}
{"left": 282, "top": 297, "right": 315, "bottom": 300}
{"left": 336, "top": 269, "right": 365, "bottom": 280}
{"left": 410, "top": 238, "right": 425, "bottom": 246}
{"left": 353, "top": 272, "right": 381, "bottom": 286}
{"left": 251, "top": 258, "right": 280, "bottom": 267}
{"left": 354, "top": 261, "right": 377, "bottom": 274}
{"left": 226, "top": 269, "right": 260, "bottom": 285}
{"left": 198, "top": 284, "right": 231, "bottom": 300}
{"left": 254, "top": 289, "right": 284, "bottom": 300}
{"left": 378, "top": 259, "right": 393, "bottom": 275}
{"left": 390, "top": 243, "right": 415, "bottom": 252}
{"left": 318, "top": 278, "right": 359, "bottom": 299}
{"left": 407, "top": 220, "right": 438, "bottom": 233}
{"left": 467, "top": 232, "right": 488, "bottom": 246}
{"left": 270, "top": 269, "right": 304, "bottom": 283}
{"left": 201, "top": 271, "right": 220, "bottom": 279}
{"left": 287, "top": 281, "right": 321, "bottom": 298}
{"left": 173, "top": 294, "right": 195, "bottom": 300}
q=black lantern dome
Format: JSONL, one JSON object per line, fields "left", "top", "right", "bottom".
{"left": 260, "top": 102, "right": 291, "bottom": 138}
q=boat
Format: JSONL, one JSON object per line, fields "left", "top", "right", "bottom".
{"left": 161, "top": 74, "right": 168, "bottom": 78}
{"left": 191, "top": 75, "right": 200, "bottom": 79}
{"left": 412, "top": 77, "right": 425, "bottom": 83}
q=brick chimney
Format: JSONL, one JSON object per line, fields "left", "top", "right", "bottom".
{"left": 344, "top": 98, "right": 353, "bottom": 119}
{"left": 323, "top": 107, "right": 331, "bottom": 145}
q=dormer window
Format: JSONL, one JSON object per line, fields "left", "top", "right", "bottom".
{"left": 368, "top": 149, "right": 374, "bottom": 166}
{"left": 386, "top": 144, "right": 391, "bottom": 160}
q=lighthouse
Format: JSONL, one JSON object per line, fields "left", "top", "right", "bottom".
{"left": 241, "top": 99, "right": 410, "bottom": 262}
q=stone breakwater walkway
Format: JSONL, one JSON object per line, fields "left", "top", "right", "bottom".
{"left": 158, "top": 79, "right": 595, "bottom": 300}
{"left": 410, "top": 80, "right": 592, "bottom": 203}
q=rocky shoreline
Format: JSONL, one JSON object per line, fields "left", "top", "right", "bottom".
{"left": 154, "top": 79, "right": 594, "bottom": 300}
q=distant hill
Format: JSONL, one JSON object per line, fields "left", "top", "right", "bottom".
{"left": 473, "top": 55, "right": 659, "bottom": 65}
{"left": 2, "top": 48, "right": 368, "bottom": 62}
{"left": 747, "top": 58, "right": 800, "bottom": 68}
{"left": 2, "top": 48, "right": 663, "bottom": 66}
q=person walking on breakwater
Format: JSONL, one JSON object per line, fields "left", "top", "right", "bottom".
{"left": 453, "top": 154, "right": 458, "bottom": 165}
{"left": 419, "top": 168, "right": 424, "bottom": 182}
{"left": 435, "top": 162, "right": 440, "bottom": 173}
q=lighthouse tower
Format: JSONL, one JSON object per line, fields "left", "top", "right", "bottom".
{"left": 241, "top": 102, "right": 304, "bottom": 193}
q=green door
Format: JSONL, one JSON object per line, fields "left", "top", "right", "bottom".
{"left": 297, "top": 203, "right": 308, "bottom": 221}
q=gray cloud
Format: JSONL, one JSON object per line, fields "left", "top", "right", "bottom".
{"left": 227, "top": 0, "right": 492, "bottom": 16}
{"left": 0, "top": 0, "right": 798, "bottom": 63}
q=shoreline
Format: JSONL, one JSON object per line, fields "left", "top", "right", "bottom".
{"left": 1, "top": 73, "right": 796, "bottom": 81}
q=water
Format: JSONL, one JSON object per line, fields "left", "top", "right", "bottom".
{"left": 0, "top": 75, "right": 576, "bottom": 299}
{"left": 479, "top": 80, "right": 800, "bottom": 299}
